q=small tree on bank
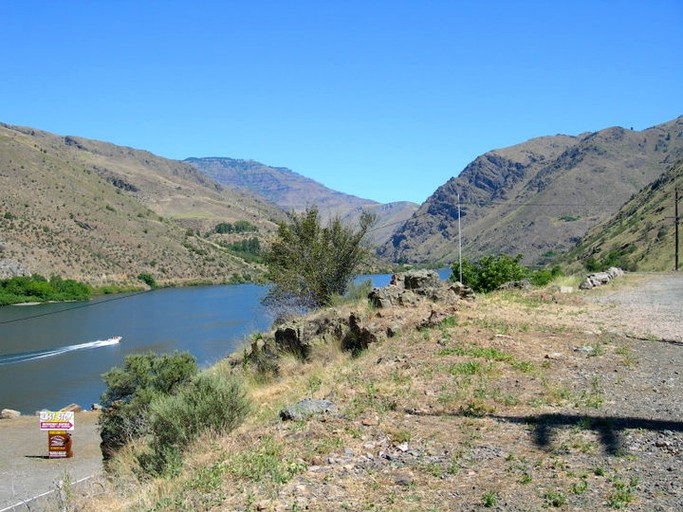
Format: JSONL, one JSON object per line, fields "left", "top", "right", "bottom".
{"left": 263, "top": 206, "right": 375, "bottom": 310}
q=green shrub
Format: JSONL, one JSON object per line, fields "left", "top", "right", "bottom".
{"left": 451, "top": 254, "right": 528, "bottom": 293}
{"left": 137, "top": 272, "right": 157, "bottom": 288}
{"left": 451, "top": 255, "right": 563, "bottom": 292}
{"left": 584, "top": 246, "right": 636, "bottom": 272}
{"left": 529, "top": 266, "right": 563, "bottom": 286}
{"left": 214, "top": 220, "right": 257, "bottom": 234}
{"left": 0, "top": 274, "right": 91, "bottom": 305}
{"left": 98, "top": 352, "right": 198, "bottom": 460}
{"left": 140, "top": 371, "right": 251, "bottom": 476}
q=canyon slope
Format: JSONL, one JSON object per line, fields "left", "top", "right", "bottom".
{"left": 380, "top": 116, "right": 683, "bottom": 266}
{"left": 0, "top": 123, "right": 282, "bottom": 286}
{"left": 186, "top": 157, "right": 418, "bottom": 246}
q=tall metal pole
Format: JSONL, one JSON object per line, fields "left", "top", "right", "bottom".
{"left": 457, "top": 191, "right": 463, "bottom": 283}
{"left": 676, "top": 187, "right": 679, "bottom": 271}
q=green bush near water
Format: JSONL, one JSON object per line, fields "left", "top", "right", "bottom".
{"left": 98, "top": 352, "right": 199, "bottom": 460}
{"left": 0, "top": 274, "right": 91, "bottom": 306}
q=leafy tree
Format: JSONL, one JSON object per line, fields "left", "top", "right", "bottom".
{"left": 263, "top": 206, "right": 375, "bottom": 309}
{"left": 98, "top": 351, "right": 198, "bottom": 460}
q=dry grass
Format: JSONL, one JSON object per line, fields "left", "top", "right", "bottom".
{"left": 77, "top": 281, "right": 660, "bottom": 511}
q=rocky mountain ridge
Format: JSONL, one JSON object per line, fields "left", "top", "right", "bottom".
{"left": 381, "top": 116, "right": 683, "bottom": 267}
{"left": 186, "top": 157, "right": 419, "bottom": 247}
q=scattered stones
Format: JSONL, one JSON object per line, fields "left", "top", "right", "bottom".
{"left": 579, "top": 267, "right": 624, "bottom": 290}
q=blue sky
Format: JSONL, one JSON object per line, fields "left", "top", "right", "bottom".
{"left": 2, "top": 1, "right": 682, "bottom": 204}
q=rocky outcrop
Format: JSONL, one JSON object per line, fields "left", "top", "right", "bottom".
{"left": 0, "top": 259, "right": 30, "bottom": 279}
{"left": 369, "top": 270, "right": 474, "bottom": 308}
{"left": 579, "top": 267, "right": 624, "bottom": 290}
{"left": 279, "top": 398, "right": 337, "bottom": 421}
{"left": 240, "top": 270, "right": 474, "bottom": 376}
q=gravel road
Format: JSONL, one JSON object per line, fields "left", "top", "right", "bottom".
{"left": 584, "top": 272, "right": 683, "bottom": 342}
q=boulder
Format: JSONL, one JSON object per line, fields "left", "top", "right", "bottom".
{"left": 279, "top": 398, "right": 337, "bottom": 421}
{"left": 403, "top": 269, "right": 441, "bottom": 292}
{"left": 342, "top": 313, "right": 380, "bottom": 353}
{"left": 449, "top": 281, "right": 475, "bottom": 301}
{"left": 579, "top": 267, "right": 624, "bottom": 290}
{"left": 369, "top": 270, "right": 454, "bottom": 308}
{"left": 1, "top": 408, "right": 21, "bottom": 419}
{"left": 60, "top": 403, "right": 82, "bottom": 413}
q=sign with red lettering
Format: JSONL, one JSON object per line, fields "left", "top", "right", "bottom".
{"left": 39, "top": 411, "right": 75, "bottom": 431}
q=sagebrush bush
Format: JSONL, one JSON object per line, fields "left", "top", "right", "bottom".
{"left": 140, "top": 370, "right": 251, "bottom": 476}
{"left": 98, "top": 352, "right": 198, "bottom": 460}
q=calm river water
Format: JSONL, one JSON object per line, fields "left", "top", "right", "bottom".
{"left": 0, "top": 270, "right": 451, "bottom": 414}
{"left": 0, "top": 284, "right": 272, "bottom": 413}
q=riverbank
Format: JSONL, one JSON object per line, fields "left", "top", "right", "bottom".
{"left": 72, "top": 272, "right": 682, "bottom": 511}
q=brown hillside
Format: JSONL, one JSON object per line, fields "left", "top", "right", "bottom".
{"left": 0, "top": 123, "right": 283, "bottom": 286}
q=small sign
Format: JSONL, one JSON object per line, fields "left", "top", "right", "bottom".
{"left": 39, "top": 411, "right": 75, "bottom": 431}
{"left": 48, "top": 430, "right": 73, "bottom": 458}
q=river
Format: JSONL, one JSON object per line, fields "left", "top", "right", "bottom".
{"left": 0, "top": 284, "right": 272, "bottom": 414}
{"left": 0, "top": 269, "right": 451, "bottom": 414}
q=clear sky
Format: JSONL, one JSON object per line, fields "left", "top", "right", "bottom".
{"left": 2, "top": 1, "right": 682, "bottom": 204}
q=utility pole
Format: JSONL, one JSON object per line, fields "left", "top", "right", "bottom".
{"left": 457, "top": 191, "right": 463, "bottom": 283}
{"left": 676, "top": 187, "right": 680, "bottom": 271}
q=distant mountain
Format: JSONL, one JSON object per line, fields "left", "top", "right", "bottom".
{"left": 380, "top": 116, "right": 683, "bottom": 266}
{"left": 0, "top": 123, "right": 283, "bottom": 285}
{"left": 185, "top": 157, "right": 418, "bottom": 247}
{"left": 563, "top": 158, "right": 683, "bottom": 272}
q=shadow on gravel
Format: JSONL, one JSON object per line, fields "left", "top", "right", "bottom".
{"left": 493, "top": 414, "right": 683, "bottom": 455}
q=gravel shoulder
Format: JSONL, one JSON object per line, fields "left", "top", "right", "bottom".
{"left": 581, "top": 272, "right": 683, "bottom": 342}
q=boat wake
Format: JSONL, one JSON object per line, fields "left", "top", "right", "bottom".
{"left": 0, "top": 336, "right": 122, "bottom": 366}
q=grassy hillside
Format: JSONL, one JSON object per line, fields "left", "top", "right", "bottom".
{"left": 381, "top": 116, "right": 683, "bottom": 266}
{"left": 0, "top": 123, "right": 283, "bottom": 286}
{"left": 563, "top": 158, "right": 683, "bottom": 272}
